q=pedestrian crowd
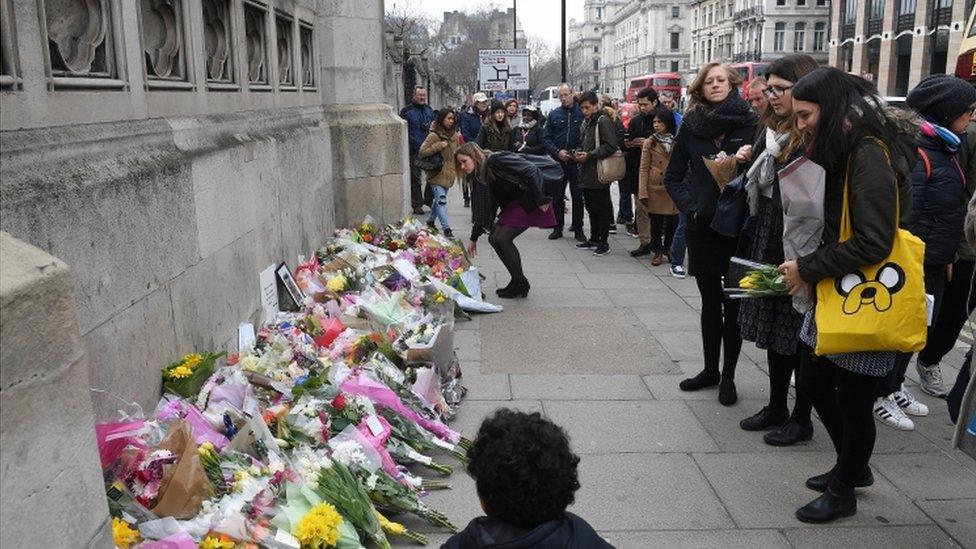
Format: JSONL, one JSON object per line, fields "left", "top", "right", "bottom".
{"left": 401, "top": 62, "right": 976, "bottom": 545}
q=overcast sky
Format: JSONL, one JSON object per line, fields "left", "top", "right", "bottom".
{"left": 386, "top": 0, "right": 585, "bottom": 49}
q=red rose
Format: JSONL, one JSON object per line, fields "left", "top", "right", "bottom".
{"left": 331, "top": 394, "right": 346, "bottom": 411}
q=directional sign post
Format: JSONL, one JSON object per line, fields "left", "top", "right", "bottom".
{"left": 477, "top": 49, "right": 530, "bottom": 92}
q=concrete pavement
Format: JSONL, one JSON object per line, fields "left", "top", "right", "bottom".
{"left": 406, "top": 189, "right": 976, "bottom": 548}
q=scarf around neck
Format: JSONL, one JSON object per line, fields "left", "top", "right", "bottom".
{"left": 653, "top": 132, "right": 675, "bottom": 154}
{"left": 920, "top": 119, "right": 962, "bottom": 153}
{"left": 745, "top": 128, "right": 791, "bottom": 215}
{"left": 683, "top": 93, "right": 757, "bottom": 140}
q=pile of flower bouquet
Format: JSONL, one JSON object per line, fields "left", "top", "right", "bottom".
{"left": 101, "top": 218, "right": 486, "bottom": 548}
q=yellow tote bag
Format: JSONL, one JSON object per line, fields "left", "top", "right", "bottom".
{"left": 814, "top": 141, "right": 927, "bottom": 355}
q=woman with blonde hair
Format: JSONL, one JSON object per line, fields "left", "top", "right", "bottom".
{"left": 664, "top": 62, "right": 757, "bottom": 405}
{"left": 456, "top": 142, "right": 556, "bottom": 298}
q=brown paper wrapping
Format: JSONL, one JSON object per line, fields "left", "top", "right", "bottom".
{"left": 149, "top": 420, "right": 212, "bottom": 519}
{"left": 703, "top": 155, "right": 740, "bottom": 190}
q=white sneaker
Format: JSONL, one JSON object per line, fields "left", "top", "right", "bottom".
{"left": 670, "top": 265, "right": 687, "bottom": 279}
{"left": 892, "top": 385, "right": 929, "bottom": 417}
{"left": 873, "top": 396, "right": 915, "bottom": 430}
{"left": 915, "top": 361, "right": 949, "bottom": 398}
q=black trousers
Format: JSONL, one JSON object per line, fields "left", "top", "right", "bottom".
{"left": 879, "top": 262, "right": 950, "bottom": 397}
{"left": 695, "top": 274, "right": 742, "bottom": 378}
{"left": 409, "top": 159, "right": 432, "bottom": 209}
{"left": 798, "top": 344, "right": 878, "bottom": 493}
{"left": 582, "top": 187, "right": 613, "bottom": 244}
{"left": 546, "top": 164, "right": 584, "bottom": 232}
{"left": 919, "top": 259, "right": 976, "bottom": 366}
{"left": 650, "top": 214, "right": 678, "bottom": 254}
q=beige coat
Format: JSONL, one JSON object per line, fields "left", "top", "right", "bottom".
{"left": 418, "top": 128, "right": 460, "bottom": 188}
{"left": 638, "top": 137, "right": 678, "bottom": 215}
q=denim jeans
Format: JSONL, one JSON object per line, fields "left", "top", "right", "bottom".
{"left": 427, "top": 185, "right": 451, "bottom": 230}
{"left": 670, "top": 212, "right": 688, "bottom": 267}
{"left": 617, "top": 185, "right": 633, "bottom": 222}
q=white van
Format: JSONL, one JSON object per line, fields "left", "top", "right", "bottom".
{"left": 537, "top": 86, "right": 561, "bottom": 117}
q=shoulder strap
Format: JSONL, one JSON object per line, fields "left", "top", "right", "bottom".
{"left": 917, "top": 147, "right": 931, "bottom": 180}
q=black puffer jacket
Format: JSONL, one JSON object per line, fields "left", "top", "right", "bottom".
{"left": 440, "top": 513, "right": 615, "bottom": 549}
{"left": 908, "top": 130, "right": 968, "bottom": 266}
{"left": 469, "top": 152, "right": 554, "bottom": 241}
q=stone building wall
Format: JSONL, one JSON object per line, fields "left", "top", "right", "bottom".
{"left": 0, "top": 0, "right": 408, "bottom": 423}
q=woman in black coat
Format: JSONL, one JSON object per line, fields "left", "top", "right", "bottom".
{"left": 457, "top": 142, "right": 556, "bottom": 298}
{"left": 664, "top": 63, "right": 757, "bottom": 406}
{"left": 511, "top": 105, "right": 546, "bottom": 155}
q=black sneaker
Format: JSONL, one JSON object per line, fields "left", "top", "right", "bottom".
{"left": 608, "top": 226, "right": 618, "bottom": 234}
{"left": 592, "top": 243, "right": 610, "bottom": 256}
{"left": 412, "top": 206, "right": 425, "bottom": 215}
{"left": 463, "top": 199, "right": 470, "bottom": 208}
{"left": 615, "top": 216, "right": 632, "bottom": 225}
{"left": 443, "top": 228, "right": 454, "bottom": 239}
{"left": 630, "top": 243, "right": 653, "bottom": 257}
{"left": 573, "top": 230, "right": 587, "bottom": 242}
{"left": 575, "top": 240, "right": 598, "bottom": 249}
{"left": 548, "top": 229, "right": 563, "bottom": 240}
{"left": 626, "top": 223, "right": 639, "bottom": 237}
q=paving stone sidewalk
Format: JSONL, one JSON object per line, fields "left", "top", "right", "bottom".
{"left": 405, "top": 191, "right": 976, "bottom": 548}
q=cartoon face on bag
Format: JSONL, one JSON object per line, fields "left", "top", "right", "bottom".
{"left": 834, "top": 262, "right": 906, "bottom": 315}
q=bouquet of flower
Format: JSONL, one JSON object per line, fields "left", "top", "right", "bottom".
{"left": 725, "top": 258, "right": 788, "bottom": 299}
{"left": 315, "top": 458, "right": 391, "bottom": 549}
{"left": 162, "top": 352, "right": 225, "bottom": 398}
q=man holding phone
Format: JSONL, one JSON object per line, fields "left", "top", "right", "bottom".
{"left": 542, "top": 83, "right": 586, "bottom": 241}
{"left": 623, "top": 88, "right": 659, "bottom": 256}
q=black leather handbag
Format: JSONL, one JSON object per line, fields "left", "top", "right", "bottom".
{"left": 710, "top": 174, "right": 748, "bottom": 238}
{"left": 413, "top": 152, "right": 444, "bottom": 175}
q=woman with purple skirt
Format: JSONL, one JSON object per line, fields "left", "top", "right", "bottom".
{"left": 455, "top": 142, "right": 556, "bottom": 298}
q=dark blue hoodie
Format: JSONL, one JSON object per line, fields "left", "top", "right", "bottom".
{"left": 440, "top": 513, "right": 615, "bottom": 549}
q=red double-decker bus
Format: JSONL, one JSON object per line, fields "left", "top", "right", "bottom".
{"left": 626, "top": 72, "right": 683, "bottom": 103}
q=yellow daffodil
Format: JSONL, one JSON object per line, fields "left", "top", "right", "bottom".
{"left": 326, "top": 274, "right": 348, "bottom": 293}
{"left": 181, "top": 353, "right": 204, "bottom": 370}
{"left": 199, "top": 534, "right": 235, "bottom": 549}
{"left": 165, "top": 364, "right": 193, "bottom": 379}
{"left": 295, "top": 502, "right": 344, "bottom": 548}
{"left": 112, "top": 518, "right": 140, "bottom": 549}
{"left": 377, "top": 512, "right": 406, "bottom": 535}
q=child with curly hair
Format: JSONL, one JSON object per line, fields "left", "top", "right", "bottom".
{"left": 441, "top": 409, "right": 613, "bottom": 548}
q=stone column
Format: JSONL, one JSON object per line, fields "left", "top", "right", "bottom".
{"left": 908, "top": 0, "right": 933, "bottom": 89}
{"left": 0, "top": 233, "right": 112, "bottom": 549}
{"left": 317, "top": 0, "right": 408, "bottom": 227}
{"left": 875, "top": 0, "right": 899, "bottom": 96}
{"left": 828, "top": 0, "right": 843, "bottom": 68}
{"left": 850, "top": 2, "right": 870, "bottom": 75}
{"left": 945, "top": 0, "right": 968, "bottom": 71}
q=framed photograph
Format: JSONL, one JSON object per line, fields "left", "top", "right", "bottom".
{"left": 276, "top": 262, "right": 305, "bottom": 310}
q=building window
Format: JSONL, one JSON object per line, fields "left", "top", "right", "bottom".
{"left": 671, "top": 60, "right": 680, "bottom": 71}
{"left": 244, "top": 2, "right": 269, "bottom": 86}
{"left": 870, "top": 0, "right": 885, "bottom": 17}
{"left": 275, "top": 12, "right": 294, "bottom": 88}
{"left": 817, "top": 0, "right": 827, "bottom": 4}
{"left": 596, "top": 6, "right": 603, "bottom": 18}
{"left": 843, "top": 0, "right": 858, "bottom": 24}
{"left": 777, "top": 0, "right": 786, "bottom": 5}
{"left": 44, "top": 0, "right": 122, "bottom": 82}
{"left": 140, "top": 0, "right": 188, "bottom": 83}
{"left": 798, "top": 0, "right": 806, "bottom": 5}
{"left": 672, "top": 6, "right": 680, "bottom": 17}
{"left": 814, "top": 22, "right": 826, "bottom": 51}
{"left": 899, "top": 0, "right": 917, "bottom": 12}
{"left": 0, "top": 0, "right": 19, "bottom": 88}
{"left": 774, "top": 22, "right": 786, "bottom": 51}
{"left": 299, "top": 22, "right": 314, "bottom": 89}
{"left": 794, "top": 22, "right": 806, "bottom": 50}
{"left": 203, "top": 0, "right": 234, "bottom": 84}
{"left": 594, "top": 45, "right": 599, "bottom": 53}
{"left": 593, "top": 59, "right": 599, "bottom": 70}
{"left": 670, "top": 32, "right": 680, "bottom": 50}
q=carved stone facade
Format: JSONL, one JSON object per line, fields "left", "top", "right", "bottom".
{"left": 0, "top": 3, "right": 406, "bottom": 547}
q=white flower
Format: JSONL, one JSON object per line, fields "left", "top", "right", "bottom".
{"left": 330, "top": 439, "right": 369, "bottom": 470}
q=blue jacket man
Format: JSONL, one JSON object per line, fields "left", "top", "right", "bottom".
{"left": 399, "top": 87, "right": 436, "bottom": 213}
{"left": 541, "top": 85, "right": 585, "bottom": 239}
{"left": 460, "top": 92, "right": 490, "bottom": 144}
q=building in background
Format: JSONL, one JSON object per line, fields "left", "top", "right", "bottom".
{"left": 830, "top": 0, "right": 974, "bottom": 96}
{"left": 569, "top": 0, "right": 693, "bottom": 99}
{"left": 691, "top": 0, "right": 830, "bottom": 71}
{"left": 437, "top": 8, "right": 525, "bottom": 51}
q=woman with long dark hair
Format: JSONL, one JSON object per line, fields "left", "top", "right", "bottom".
{"left": 457, "top": 142, "right": 555, "bottom": 298}
{"left": 779, "top": 67, "right": 915, "bottom": 523}
{"left": 736, "top": 54, "right": 819, "bottom": 447}
{"left": 664, "top": 62, "right": 757, "bottom": 406}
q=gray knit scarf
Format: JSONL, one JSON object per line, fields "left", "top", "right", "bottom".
{"left": 745, "top": 128, "right": 790, "bottom": 215}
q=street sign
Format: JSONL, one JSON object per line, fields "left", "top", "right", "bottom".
{"left": 478, "top": 49, "right": 530, "bottom": 92}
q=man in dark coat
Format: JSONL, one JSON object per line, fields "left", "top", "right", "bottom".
{"left": 459, "top": 92, "right": 490, "bottom": 207}
{"left": 624, "top": 87, "right": 659, "bottom": 255}
{"left": 541, "top": 83, "right": 585, "bottom": 241}
{"left": 400, "top": 86, "right": 435, "bottom": 214}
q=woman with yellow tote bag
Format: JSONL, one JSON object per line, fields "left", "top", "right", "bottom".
{"left": 776, "top": 68, "right": 922, "bottom": 524}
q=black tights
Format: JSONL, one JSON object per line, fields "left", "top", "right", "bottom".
{"left": 768, "top": 349, "right": 813, "bottom": 425}
{"left": 695, "top": 274, "right": 742, "bottom": 379}
{"left": 488, "top": 224, "right": 527, "bottom": 285}
{"left": 797, "top": 344, "right": 878, "bottom": 493}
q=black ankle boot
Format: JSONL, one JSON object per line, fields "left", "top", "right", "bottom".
{"left": 796, "top": 485, "right": 857, "bottom": 523}
{"left": 764, "top": 419, "right": 814, "bottom": 446}
{"left": 718, "top": 379, "right": 738, "bottom": 406}
{"left": 739, "top": 406, "right": 788, "bottom": 431}
{"left": 679, "top": 370, "right": 720, "bottom": 391}
{"left": 497, "top": 278, "right": 529, "bottom": 298}
{"left": 805, "top": 467, "right": 874, "bottom": 492}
